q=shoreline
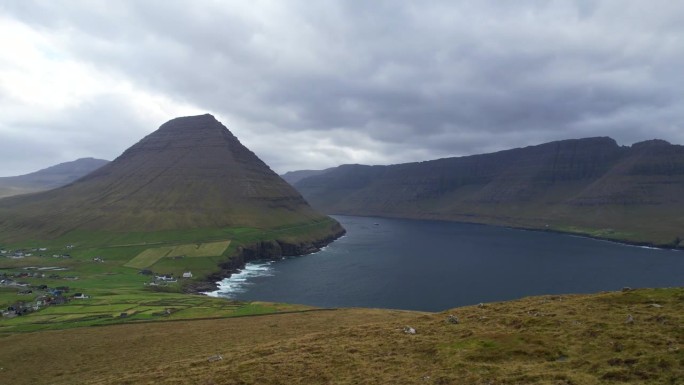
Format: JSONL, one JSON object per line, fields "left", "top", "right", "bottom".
{"left": 185, "top": 223, "right": 347, "bottom": 294}
{"left": 330, "top": 213, "right": 683, "bottom": 252}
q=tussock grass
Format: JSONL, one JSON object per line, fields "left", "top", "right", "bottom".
{"left": 1, "top": 288, "right": 682, "bottom": 384}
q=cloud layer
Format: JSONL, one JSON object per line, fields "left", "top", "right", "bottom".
{"left": 2, "top": 1, "right": 684, "bottom": 175}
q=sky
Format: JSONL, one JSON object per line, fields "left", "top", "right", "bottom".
{"left": 1, "top": 1, "right": 683, "bottom": 176}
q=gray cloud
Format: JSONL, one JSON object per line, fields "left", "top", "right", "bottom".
{"left": 2, "top": 0, "right": 684, "bottom": 175}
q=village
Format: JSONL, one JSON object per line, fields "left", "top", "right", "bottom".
{"left": 0, "top": 246, "right": 72, "bottom": 259}
{"left": 1, "top": 245, "right": 194, "bottom": 318}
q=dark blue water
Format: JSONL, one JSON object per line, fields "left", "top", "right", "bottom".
{"left": 211, "top": 215, "right": 683, "bottom": 311}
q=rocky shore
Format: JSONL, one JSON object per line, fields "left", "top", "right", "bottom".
{"left": 184, "top": 223, "right": 346, "bottom": 294}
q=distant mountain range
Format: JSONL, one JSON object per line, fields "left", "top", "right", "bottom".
{"left": 0, "top": 114, "right": 341, "bottom": 243}
{"left": 292, "top": 137, "right": 684, "bottom": 247}
{"left": 280, "top": 169, "right": 331, "bottom": 185}
{"left": 0, "top": 158, "right": 109, "bottom": 198}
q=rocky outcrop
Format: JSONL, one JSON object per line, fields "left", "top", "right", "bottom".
{"left": 185, "top": 223, "right": 346, "bottom": 293}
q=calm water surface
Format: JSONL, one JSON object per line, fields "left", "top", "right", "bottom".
{"left": 210, "top": 215, "right": 683, "bottom": 311}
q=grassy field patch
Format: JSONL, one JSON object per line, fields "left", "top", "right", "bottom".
{"left": 124, "top": 240, "right": 231, "bottom": 269}
{"left": 124, "top": 247, "right": 173, "bottom": 269}
{"left": 168, "top": 240, "right": 231, "bottom": 257}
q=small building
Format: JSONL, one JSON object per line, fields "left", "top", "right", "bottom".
{"left": 182, "top": 271, "right": 193, "bottom": 278}
{"left": 73, "top": 293, "right": 90, "bottom": 299}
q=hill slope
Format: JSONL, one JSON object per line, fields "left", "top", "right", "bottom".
{"left": 0, "top": 157, "right": 108, "bottom": 198}
{"left": 2, "top": 288, "right": 681, "bottom": 384}
{"left": 0, "top": 114, "right": 340, "bottom": 242}
{"left": 294, "top": 137, "right": 684, "bottom": 246}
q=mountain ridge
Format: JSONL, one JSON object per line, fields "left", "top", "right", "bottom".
{"left": 0, "top": 157, "right": 109, "bottom": 198}
{"left": 293, "top": 137, "right": 684, "bottom": 246}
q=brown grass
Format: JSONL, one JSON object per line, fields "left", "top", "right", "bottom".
{"left": 1, "top": 288, "right": 683, "bottom": 384}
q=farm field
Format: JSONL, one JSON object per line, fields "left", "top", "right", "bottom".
{"left": 0, "top": 218, "right": 342, "bottom": 333}
{"left": 124, "top": 240, "right": 231, "bottom": 269}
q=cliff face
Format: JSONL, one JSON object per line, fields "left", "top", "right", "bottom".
{"left": 0, "top": 114, "right": 336, "bottom": 241}
{"left": 294, "top": 137, "right": 684, "bottom": 246}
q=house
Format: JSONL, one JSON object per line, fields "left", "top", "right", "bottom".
{"left": 73, "top": 293, "right": 90, "bottom": 299}
{"left": 66, "top": 244, "right": 75, "bottom": 249}
{"left": 155, "top": 274, "right": 175, "bottom": 282}
{"left": 38, "top": 247, "right": 48, "bottom": 251}
{"left": 93, "top": 257, "right": 104, "bottom": 262}
{"left": 182, "top": 271, "right": 193, "bottom": 278}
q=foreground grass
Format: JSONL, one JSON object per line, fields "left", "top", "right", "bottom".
{"left": 1, "top": 288, "right": 682, "bottom": 384}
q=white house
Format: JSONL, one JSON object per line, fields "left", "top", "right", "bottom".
{"left": 182, "top": 272, "right": 193, "bottom": 278}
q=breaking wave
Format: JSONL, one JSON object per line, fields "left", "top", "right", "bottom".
{"left": 205, "top": 261, "right": 274, "bottom": 298}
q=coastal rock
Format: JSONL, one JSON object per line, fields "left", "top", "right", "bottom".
{"left": 185, "top": 223, "right": 346, "bottom": 294}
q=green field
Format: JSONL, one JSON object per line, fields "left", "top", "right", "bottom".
{"left": 167, "top": 240, "right": 231, "bottom": 258}
{"left": 0, "top": 290, "right": 312, "bottom": 334}
{"left": 123, "top": 240, "right": 232, "bottom": 269}
{"left": 0, "top": 218, "right": 342, "bottom": 333}
{"left": 124, "top": 247, "right": 174, "bottom": 269}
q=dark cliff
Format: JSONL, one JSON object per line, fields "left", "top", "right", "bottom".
{"left": 294, "top": 137, "right": 684, "bottom": 246}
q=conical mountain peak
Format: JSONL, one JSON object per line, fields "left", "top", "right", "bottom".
{"left": 0, "top": 115, "right": 329, "bottom": 240}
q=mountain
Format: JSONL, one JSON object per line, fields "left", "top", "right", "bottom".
{"left": 294, "top": 137, "right": 684, "bottom": 246}
{"left": 0, "top": 114, "right": 341, "bottom": 242}
{"left": 0, "top": 158, "right": 109, "bottom": 198}
{"left": 280, "top": 169, "right": 331, "bottom": 185}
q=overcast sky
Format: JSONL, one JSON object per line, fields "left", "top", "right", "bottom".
{"left": 1, "top": 1, "right": 683, "bottom": 176}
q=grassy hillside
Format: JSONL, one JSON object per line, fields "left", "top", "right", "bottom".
{"left": 1, "top": 288, "right": 681, "bottom": 384}
{"left": 0, "top": 217, "right": 342, "bottom": 331}
{"left": 295, "top": 138, "right": 684, "bottom": 247}
{"left": 0, "top": 115, "right": 334, "bottom": 242}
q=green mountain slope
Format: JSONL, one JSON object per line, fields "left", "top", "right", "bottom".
{"left": 0, "top": 157, "right": 109, "bottom": 198}
{"left": 0, "top": 114, "right": 341, "bottom": 243}
{"left": 294, "top": 137, "right": 684, "bottom": 246}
